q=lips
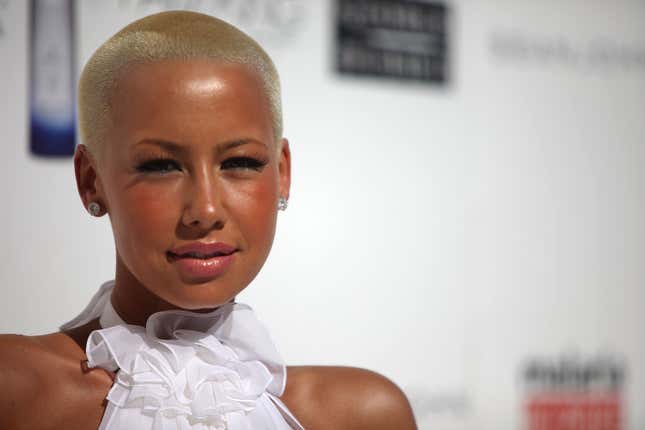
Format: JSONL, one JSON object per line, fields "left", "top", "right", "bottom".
{"left": 168, "top": 242, "right": 237, "bottom": 259}
{"left": 167, "top": 242, "right": 237, "bottom": 281}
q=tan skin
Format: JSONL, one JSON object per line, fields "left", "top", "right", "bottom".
{"left": 0, "top": 60, "right": 417, "bottom": 429}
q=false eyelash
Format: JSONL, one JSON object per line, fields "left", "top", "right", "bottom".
{"left": 221, "top": 157, "right": 268, "bottom": 171}
{"left": 135, "top": 158, "right": 182, "bottom": 173}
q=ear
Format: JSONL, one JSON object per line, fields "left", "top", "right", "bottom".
{"left": 74, "top": 144, "right": 107, "bottom": 216}
{"left": 277, "top": 138, "right": 291, "bottom": 201}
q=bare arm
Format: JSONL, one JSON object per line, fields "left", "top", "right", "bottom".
{"left": 0, "top": 345, "right": 8, "bottom": 427}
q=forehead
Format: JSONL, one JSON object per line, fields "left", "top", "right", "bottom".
{"left": 106, "top": 59, "right": 273, "bottom": 149}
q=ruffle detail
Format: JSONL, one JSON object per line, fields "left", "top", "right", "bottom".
{"left": 79, "top": 288, "right": 301, "bottom": 430}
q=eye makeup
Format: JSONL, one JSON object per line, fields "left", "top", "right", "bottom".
{"left": 132, "top": 148, "right": 182, "bottom": 175}
{"left": 130, "top": 146, "right": 270, "bottom": 176}
{"left": 135, "top": 157, "right": 182, "bottom": 174}
{"left": 220, "top": 156, "right": 268, "bottom": 172}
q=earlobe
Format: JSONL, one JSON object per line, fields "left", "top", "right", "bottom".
{"left": 74, "top": 144, "right": 106, "bottom": 215}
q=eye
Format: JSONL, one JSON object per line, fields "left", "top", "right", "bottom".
{"left": 221, "top": 157, "right": 267, "bottom": 171}
{"left": 136, "top": 158, "right": 182, "bottom": 174}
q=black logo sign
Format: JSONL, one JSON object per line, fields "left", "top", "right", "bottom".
{"left": 524, "top": 354, "right": 625, "bottom": 393}
{"left": 336, "top": 0, "right": 449, "bottom": 83}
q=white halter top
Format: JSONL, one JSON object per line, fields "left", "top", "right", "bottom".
{"left": 60, "top": 281, "right": 304, "bottom": 430}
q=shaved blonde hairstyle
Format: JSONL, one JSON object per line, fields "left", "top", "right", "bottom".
{"left": 78, "top": 10, "right": 282, "bottom": 158}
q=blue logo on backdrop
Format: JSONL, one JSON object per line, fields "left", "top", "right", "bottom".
{"left": 29, "top": 0, "right": 77, "bottom": 157}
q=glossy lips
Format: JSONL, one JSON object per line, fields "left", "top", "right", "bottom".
{"left": 167, "top": 242, "right": 237, "bottom": 282}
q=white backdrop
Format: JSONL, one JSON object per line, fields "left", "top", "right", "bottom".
{"left": 1, "top": 1, "right": 644, "bottom": 429}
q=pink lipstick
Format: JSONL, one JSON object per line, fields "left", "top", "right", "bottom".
{"left": 167, "top": 242, "right": 237, "bottom": 281}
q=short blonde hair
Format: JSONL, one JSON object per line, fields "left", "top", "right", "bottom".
{"left": 78, "top": 10, "right": 282, "bottom": 157}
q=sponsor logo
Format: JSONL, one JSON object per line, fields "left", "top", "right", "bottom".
{"left": 336, "top": 0, "right": 449, "bottom": 83}
{"left": 405, "top": 386, "right": 470, "bottom": 428}
{"left": 0, "top": 0, "right": 10, "bottom": 39}
{"left": 522, "top": 353, "right": 626, "bottom": 430}
{"left": 490, "top": 30, "right": 645, "bottom": 74}
{"left": 116, "top": 0, "right": 305, "bottom": 46}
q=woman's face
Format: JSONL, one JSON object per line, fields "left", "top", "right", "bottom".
{"left": 79, "top": 60, "right": 290, "bottom": 310}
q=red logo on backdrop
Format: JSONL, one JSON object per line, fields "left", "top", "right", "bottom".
{"left": 523, "top": 355, "right": 625, "bottom": 430}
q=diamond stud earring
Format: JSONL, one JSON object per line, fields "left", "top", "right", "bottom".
{"left": 278, "top": 197, "right": 288, "bottom": 211}
{"left": 88, "top": 201, "right": 102, "bottom": 217}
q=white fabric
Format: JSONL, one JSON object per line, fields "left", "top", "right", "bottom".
{"left": 61, "top": 281, "right": 304, "bottom": 430}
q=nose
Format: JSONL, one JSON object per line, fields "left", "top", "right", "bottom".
{"left": 181, "top": 167, "right": 225, "bottom": 231}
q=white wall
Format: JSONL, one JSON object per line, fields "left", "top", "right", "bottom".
{"left": 1, "top": 1, "right": 644, "bottom": 429}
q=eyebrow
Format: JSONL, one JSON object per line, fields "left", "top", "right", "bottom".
{"left": 134, "top": 138, "right": 265, "bottom": 154}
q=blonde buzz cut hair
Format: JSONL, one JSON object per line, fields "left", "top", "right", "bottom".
{"left": 78, "top": 10, "right": 283, "bottom": 158}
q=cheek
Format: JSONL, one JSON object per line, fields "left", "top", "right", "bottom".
{"left": 224, "top": 172, "right": 278, "bottom": 248}
{"left": 110, "top": 182, "right": 181, "bottom": 252}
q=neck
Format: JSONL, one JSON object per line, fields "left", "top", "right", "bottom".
{"left": 111, "top": 254, "right": 176, "bottom": 326}
{"left": 111, "top": 254, "right": 227, "bottom": 326}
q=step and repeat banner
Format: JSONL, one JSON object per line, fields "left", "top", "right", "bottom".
{"left": 1, "top": 1, "right": 644, "bottom": 429}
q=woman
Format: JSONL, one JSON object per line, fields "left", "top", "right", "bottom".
{"left": 0, "top": 10, "right": 416, "bottom": 429}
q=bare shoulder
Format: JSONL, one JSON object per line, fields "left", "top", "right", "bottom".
{"left": 0, "top": 331, "right": 108, "bottom": 430}
{"left": 0, "top": 334, "right": 55, "bottom": 425}
{"left": 0, "top": 333, "right": 54, "bottom": 386}
{"left": 0, "top": 332, "right": 76, "bottom": 382}
{"left": 282, "top": 366, "right": 417, "bottom": 430}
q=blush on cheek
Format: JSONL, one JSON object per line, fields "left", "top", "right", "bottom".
{"left": 115, "top": 185, "right": 181, "bottom": 246}
{"left": 128, "top": 186, "right": 179, "bottom": 214}
{"left": 242, "top": 182, "right": 278, "bottom": 241}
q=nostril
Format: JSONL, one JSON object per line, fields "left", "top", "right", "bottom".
{"left": 184, "top": 215, "right": 225, "bottom": 230}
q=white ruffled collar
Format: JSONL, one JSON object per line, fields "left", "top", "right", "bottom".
{"left": 61, "top": 281, "right": 303, "bottom": 430}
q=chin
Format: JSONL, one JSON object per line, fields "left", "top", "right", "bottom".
{"left": 154, "top": 278, "right": 242, "bottom": 311}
